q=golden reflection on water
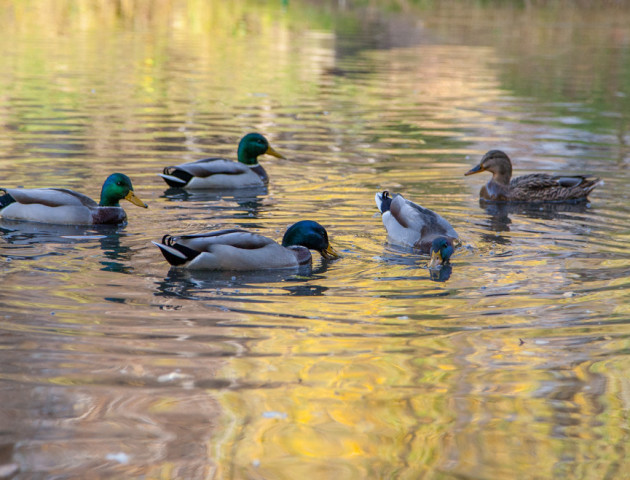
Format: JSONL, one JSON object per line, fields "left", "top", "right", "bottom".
{"left": 1, "top": 1, "right": 630, "bottom": 479}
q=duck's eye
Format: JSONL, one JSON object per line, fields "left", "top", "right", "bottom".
{"left": 116, "top": 181, "right": 123, "bottom": 186}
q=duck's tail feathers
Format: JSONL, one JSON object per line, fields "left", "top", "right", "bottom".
{"left": 548, "top": 175, "right": 601, "bottom": 201}
{"left": 152, "top": 238, "right": 200, "bottom": 266}
{"left": 569, "top": 176, "right": 601, "bottom": 200}
{"left": 158, "top": 167, "right": 193, "bottom": 188}
{"left": 374, "top": 190, "right": 393, "bottom": 213}
{"left": 0, "top": 190, "right": 15, "bottom": 209}
{"left": 584, "top": 177, "right": 602, "bottom": 195}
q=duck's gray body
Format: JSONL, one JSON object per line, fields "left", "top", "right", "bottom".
{"left": 159, "top": 159, "right": 268, "bottom": 189}
{"left": 153, "top": 229, "right": 311, "bottom": 270}
{"left": 0, "top": 187, "right": 126, "bottom": 225}
{"left": 375, "top": 191, "right": 458, "bottom": 252}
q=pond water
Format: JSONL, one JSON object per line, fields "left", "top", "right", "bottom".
{"left": 1, "top": 1, "right": 630, "bottom": 479}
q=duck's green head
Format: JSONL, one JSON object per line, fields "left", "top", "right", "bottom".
{"left": 237, "top": 133, "right": 285, "bottom": 165}
{"left": 99, "top": 173, "right": 148, "bottom": 208}
{"left": 282, "top": 220, "right": 339, "bottom": 260}
{"left": 428, "top": 236, "right": 454, "bottom": 268}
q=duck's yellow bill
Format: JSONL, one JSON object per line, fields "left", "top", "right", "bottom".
{"left": 321, "top": 244, "right": 340, "bottom": 260}
{"left": 428, "top": 249, "right": 442, "bottom": 269}
{"left": 125, "top": 190, "right": 148, "bottom": 208}
{"left": 266, "top": 145, "right": 286, "bottom": 159}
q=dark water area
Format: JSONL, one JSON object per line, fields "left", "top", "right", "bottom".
{"left": 1, "top": 1, "right": 629, "bottom": 478}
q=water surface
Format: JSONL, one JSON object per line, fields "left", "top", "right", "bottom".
{"left": 1, "top": 1, "right": 630, "bottom": 479}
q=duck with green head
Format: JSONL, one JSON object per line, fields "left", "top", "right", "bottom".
{"left": 0, "top": 173, "right": 147, "bottom": 225}
{"left": 159, "top": 132, "right": 285, "bottom": 189}
{"left": 428, "top": 236, "right": 455, "bottom": 269}
{"left": 465, "top": 150, "right": 600, "bottom": 202}
{"left": 152, "top": 220, "right": 339, "bottom": 270}
{"left": 375, "top": 190, "right": 458, "bottom": 268}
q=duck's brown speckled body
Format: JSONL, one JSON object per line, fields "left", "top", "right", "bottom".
{"left": 465, "top": 150, "right": 600, "bottom": 202}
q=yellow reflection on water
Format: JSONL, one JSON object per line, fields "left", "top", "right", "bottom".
{"left": 2, "top": 1, "right": 630, "bottom": 479}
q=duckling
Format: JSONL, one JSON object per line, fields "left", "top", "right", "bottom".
{"left": 0, "top": 173, "right": 147, "bottom": 225}
{"left": 159, "top": 133, "right": 284, "bottom": 189}
{"left": 465, "top": 150, "right": 600, "bottom": 202}
{"left": 152, "top": 220, "right": 339, "bottom": 270}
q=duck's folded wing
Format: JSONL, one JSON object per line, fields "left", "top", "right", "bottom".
{"left": 3, "top": 188, "right": 97, "bottom": 207}
{"left": 510, "top": 174, "right": 560, "bottom": 190}
{"left": 391, "top": 195, "right": 458, "bottom": 238}
{"left": 510, "top": 173, "right": 598, "bottom": 190}
{"left": 170, "top": 229, "right": 276, "bottom": 251}
{"left": 552, "top": 175, "right": 599, "bottom": 188}
{"left": 169, "top": 158, "right": 249, "bottom": 178}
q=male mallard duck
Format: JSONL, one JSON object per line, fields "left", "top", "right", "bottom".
{"left": 465, "top": 150, "right": 600, "bottom": 202}
{"left": 152, "top": 220, "right": 339, "bottom": 270}
{"left": 0, "top": 173, "right": 147, "bottom": 225}
{"left": 159, "top": 132, "right": 285, "bottom": 189}
{"left": 375, "top": 191, "right": 458, "bottom": 267}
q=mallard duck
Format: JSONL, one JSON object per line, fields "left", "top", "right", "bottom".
{"left": 0, "top": 173, "right": 147, "bottom": 225}
{"left": 465, "top": 150, "right": 600, "bottom": 202}
{"left": 375, "top": 191, "right": 458, "bottom": 267}
{"left": 159, "top": 133, "right": 285, "bottom": 189}
{"left": 152, "top": 220, "right": 339, "bottom": 270}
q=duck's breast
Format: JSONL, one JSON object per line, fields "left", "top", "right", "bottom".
{"left": 90, "top": 207, "right": 127, "bottom": 225}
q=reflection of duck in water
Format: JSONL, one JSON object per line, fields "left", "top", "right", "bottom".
{"left": 161, "top": 186, "right": 268, "bottom": 219}
{"left": 465, "top": 150, "right": 600, "bottom": 202}
{"left": 375, "top": 191, "right": 457, "bottom": 268}
{"left": 159, "top": 133, "right": 285, "bottom": 190}
{"left": 480, "top": 201, "right": 512, "bottom": 235}
{"left": 430, "top": 264, "right": 452, "bottom": 282}
{"left": 0, "top": 220, "right": 134, "bottom": 272}
{"left": 478, "top": 194, "right": 596, "bottom": 247}
{"left": 99, "top": 233, "right": 134, "bottom": 273}
{"left": 0, "top": 173, "right": 147, "bottom": 225}
{"left": 483, "top": 199, "right": 592, "bottom": 222}
{"left": 153, "top": 220, "right": 339, "bottom": 271}
{"left": 155, "top": 263, "right": 330, "bottom": 300}
{"left": 0, "top": 220, "right": 121, "bottom": 245}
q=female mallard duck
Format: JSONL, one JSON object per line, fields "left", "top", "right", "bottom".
{"left": 159, "top": 132, "right": 285, "bottom": 189}
{"left": 375, "top": 191, "right": 458, "bottom": 267}
{"left": 465, "top": 150, "right": 600, "bottom": 202}
{"left": 0, "top": 173, "right": 147, "bottom": 225}
{"left": 152, "top": 220, "right": 339, "bottom": 270}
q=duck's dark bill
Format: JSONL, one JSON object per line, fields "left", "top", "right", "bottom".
{"left": 464, "top": 164, "right": 484, "bottom": 176}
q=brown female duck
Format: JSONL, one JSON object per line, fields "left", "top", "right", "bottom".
{"left": 465, "top": 150, "right": 600, "bottom": 202}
